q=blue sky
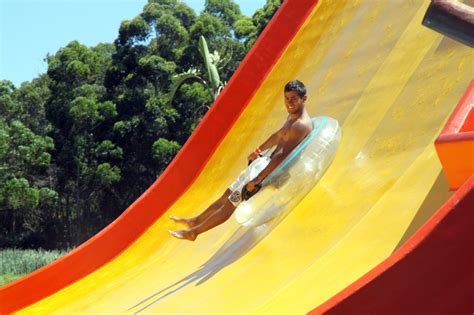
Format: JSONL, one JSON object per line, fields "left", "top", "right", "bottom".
{"left": 0, "top": 0, "right": 265, "bottom": 87}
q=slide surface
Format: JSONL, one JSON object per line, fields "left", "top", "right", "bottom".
{"left": 2, "top": 0, "right": 473, "bottom": 313}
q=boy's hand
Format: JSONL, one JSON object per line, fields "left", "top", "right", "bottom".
{"left": 247, "top": 147, "right": 263, "bottom": 164}
{"left": 246, "top": 178, "right": 261, "bottom": 192}
{"left": 247, "top": 151, "right": 259, "bottom": 163}
{"left": 246, "top": 181, "right": 256, "bottom": 192}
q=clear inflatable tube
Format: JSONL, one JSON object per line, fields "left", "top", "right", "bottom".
{"left": 234, "top": 116, "right": 341, "bottom": 227}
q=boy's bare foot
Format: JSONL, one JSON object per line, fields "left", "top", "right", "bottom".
{"left": 168, "top": 229, "right": 197, "bottom": 241}
{"left": 169, "top": 216, "right": 197, "bottom": 228}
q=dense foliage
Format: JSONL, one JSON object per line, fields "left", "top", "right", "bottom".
{"left": 0, "top": 0, "right": 281, "bottom": 249}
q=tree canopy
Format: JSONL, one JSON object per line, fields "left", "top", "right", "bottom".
{"left": 1, "top": 0, "right": 282, "bottom": 249}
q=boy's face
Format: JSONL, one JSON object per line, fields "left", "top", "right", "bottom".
{"left": 284, "top": 90, "right": 306, "bottom": 114}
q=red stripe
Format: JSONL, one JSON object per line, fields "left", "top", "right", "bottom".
{"left": 0, "top": 1, "right": 318, "bottom": 313}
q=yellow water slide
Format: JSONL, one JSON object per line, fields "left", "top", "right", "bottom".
{"left": 2, "top": 0, "right": 472, "bottom": 313}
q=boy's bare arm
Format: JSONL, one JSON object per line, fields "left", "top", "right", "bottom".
{"left": 258, "top": 129, "right": 283, "bottom": 151}
{"left": 248, "top": 128, "right": 283, "bottom": 162}
{"left": 252, "top": 122, "right": 309, "bottom": 185}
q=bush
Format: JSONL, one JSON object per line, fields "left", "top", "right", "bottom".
{"left": 0, "top": 248, "right": 71, "bottom": 286}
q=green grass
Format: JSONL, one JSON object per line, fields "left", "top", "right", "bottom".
{"left": 0, "top": 248, "right": 71, "bottom": 286}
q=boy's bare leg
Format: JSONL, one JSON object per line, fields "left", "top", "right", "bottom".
{"left": 169, "top": 189, "right": 232, "bottom": 228}
{"left": 169, "top": 199, "right": 236, "bottom": 241}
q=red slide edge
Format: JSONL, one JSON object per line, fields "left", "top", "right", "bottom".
{"left": 0, "top": 1, "right": 318, "bottom": 313}
{"left": 309, "top": 176, "right": 474, "bottom": 314}
{"left": 436, "top": 80, "right": 474, "bottom": 136}
{"left": 435, "top": 80, "right": 474, "bottom": 144}
{"left": 434, "top": 80, "right": 474, "bottom": 190}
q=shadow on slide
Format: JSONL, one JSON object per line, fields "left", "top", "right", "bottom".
{"left": 128, "top": 223, "right": 273, "bottom": 313}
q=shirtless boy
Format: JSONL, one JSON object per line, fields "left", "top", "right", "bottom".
{"left": 169, "top": 80, "right": 312, "bottom": 241}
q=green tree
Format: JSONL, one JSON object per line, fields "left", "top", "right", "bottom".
{"left": 234, "top": 16, "right": 256, "bottom": 41}
{"left": 204, "top": 0, "right": 242, "bottom": 28}
{"left": 152, "top": 138, "right": 180, "bottom": 170}
{"left": 44, "top": 41, "right": 124, "bottom": 244}
{"left": 167, "top": 36, "right": 225, "bottom": 110}
{"left": 0, "top": 82, "right": 57, "bottom": 247}
{"left": 245, "top": 0, "right": 282, "bottom": 48}
{"left": 1, "top": 0, "right": 282, "bottom": 249}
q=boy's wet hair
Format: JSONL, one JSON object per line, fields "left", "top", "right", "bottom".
{"left": 284, "top": 80, "right": 307, "bottom": 97}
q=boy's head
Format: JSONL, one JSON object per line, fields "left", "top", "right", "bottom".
{"left": 284, "top": 80, "right": 307, "bottom": 114}
{"left": 284, "top": 80, "right": 307, "bottom": 97}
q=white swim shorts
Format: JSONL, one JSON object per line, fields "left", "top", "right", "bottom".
{"left": 228, "top": 156, "right": 271, "bottom": 207}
